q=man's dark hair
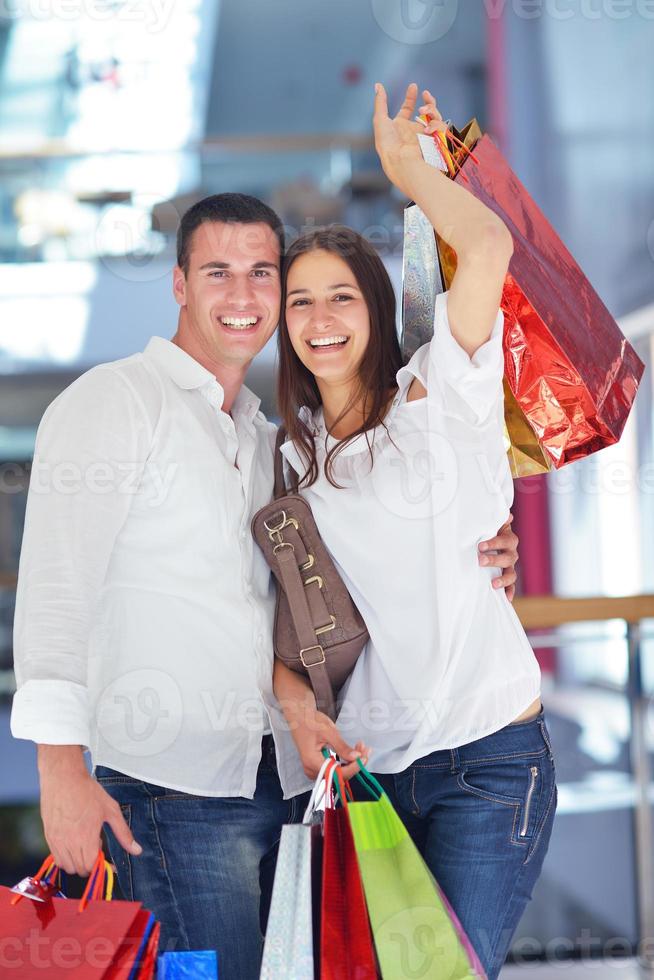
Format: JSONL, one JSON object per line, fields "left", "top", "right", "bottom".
{"left": 176, "top": 193, "right": 285, "bottom": 274}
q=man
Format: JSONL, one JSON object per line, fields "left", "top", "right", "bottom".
{"left": 10, "top": 193, "right": 519, "bottom": 977}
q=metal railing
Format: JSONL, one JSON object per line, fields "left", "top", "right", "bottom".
{"left": 514, "top": 593, "right": 654, "bottom": 963}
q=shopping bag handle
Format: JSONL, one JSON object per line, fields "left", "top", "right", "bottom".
{"left": 10, "top": 850, "right": 114, "bottom": 911}
{"left": 320, "top": 748, "right": 384, "bottom": 803}
{"left": 353, "top": 759, "right": 385, "bottom": 800}
{"left": 79, "top": 851, "right": 115, "bottom": 910}
{"left": 433, "top": 128, "right": 480, "bottom": 185}
{"left": 302, "top": 755, "right": 337, "bottom": 823}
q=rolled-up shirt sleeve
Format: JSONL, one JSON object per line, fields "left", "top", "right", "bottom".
{"left": 398, "top": 290, "right": 505, "bottom": 425}
{"left": 10, "top": 366, "right": 151, "bottom": 747}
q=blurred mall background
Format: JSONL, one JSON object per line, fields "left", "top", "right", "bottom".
{"left": 0, "top": 0, "right": 653, "bottom": 974}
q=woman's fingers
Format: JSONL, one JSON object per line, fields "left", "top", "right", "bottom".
{"left": 373, "top": 82, "right": 390, "bottom": 123}
{"left": 337, "top": 741, "right": 371, "bottom": 781}
{"left": 326, "top": 729, "right": 361, "bottom": 763}
{"left": 481, "top": 550, "right": 515, "bottom": 569}
{"left": 418, "top": 102, "right": 443, "bottom": 121}
{"left": 339, "top": 759, "right": 365, "bottom": 781}
{"left": 396, "top": 82, "right": 419, "bottom": 120}
{"left": 417, "top": 93, "right": 446, "bottom": 136}
{"left": 417, "top": 105, "right": 447, "bottom": 136}
{"left": 492, "top": 568, "right": 517, "bottom": 590}
{"left": 423, "top": 89, "right": 439, "bottom": 110}
{"left": 479, "top": 528, "right": 518, "bottom": 558}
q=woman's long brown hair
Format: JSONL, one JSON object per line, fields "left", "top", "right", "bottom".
{"left": 277, "top": 225, "right": 403, "bottom": 488}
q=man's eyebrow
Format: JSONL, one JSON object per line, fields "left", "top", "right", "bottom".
{"left": 287, "top": 282, "right": 359, "bottom": 297}
{"left": 198, "top": 260, "right": 279, "bottom": 271}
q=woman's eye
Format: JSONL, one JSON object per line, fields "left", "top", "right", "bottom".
{"left": 334, "top": 294, "right": 353, "bottom": 302}
{"left": 290, "top": 298, "right": 310, "bottom": 307}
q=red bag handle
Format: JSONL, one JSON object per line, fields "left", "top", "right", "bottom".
{"left": 10, "top": 850, "right": 113, "bottom": 911}
{"left": 433, "top": 128, "right": 480, "bottom": 185}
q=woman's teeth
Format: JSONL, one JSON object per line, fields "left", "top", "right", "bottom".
{"left": 221, "top": 316, "right": 258, "bottom": 329}
{"left": 308, "top": 336, "right": 348, "bottom": 348}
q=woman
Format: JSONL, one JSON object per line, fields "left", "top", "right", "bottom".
{"left": 272, "top": 83, "right": 556, "bottom": 979}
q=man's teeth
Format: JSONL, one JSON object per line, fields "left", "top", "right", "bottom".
{"left": 221, "top": 316, "right": 258, "bottom": 329}
{"left": 309, "top": 336, "right": 348, "bottom": 348}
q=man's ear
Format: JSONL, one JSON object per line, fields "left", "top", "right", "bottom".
{"left": 172, "top": 265, "right": 186, "bottom": 307}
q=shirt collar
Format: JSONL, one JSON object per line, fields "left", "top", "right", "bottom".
{"left": 287, "top": 406, "right": 371, "bottom": 461}
{"left": 232, "top": 383, "right": 262, "bottom": 423}
{"left": 144, "top": 337, "right": 261, "bottom": 422}
{"left": 144, "top": 336, "right": 216, "bottom": 390}
{"left": 312, "top": 407, "right": 371, "bottom": 457}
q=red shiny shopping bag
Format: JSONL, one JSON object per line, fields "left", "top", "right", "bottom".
{"left": 103, "top": 910, "right": 159, "bottom": 979}
{"left": 450, "top": 132, "right": 644, "bottom": 476}
{"left": 320, "top": 765, "right": 378, "bottom": 980}
{"left": 1, "top": 852, "right": 155, "bottom": 979}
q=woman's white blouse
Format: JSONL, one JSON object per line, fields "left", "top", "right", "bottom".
{"left": 281, "top": 291, "right": 541, "bottom": 773}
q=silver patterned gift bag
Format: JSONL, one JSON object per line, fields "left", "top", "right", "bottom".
{"left": 400, "top": 133, "right": 448, "bottom": 360}
{"left": 259, "top": 824, "right": 315, "bottom": 979}
{"left": 259, "top": 759, "right": 331, "bottom": 979}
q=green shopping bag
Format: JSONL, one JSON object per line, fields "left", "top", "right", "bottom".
{"left": 342, "top": 764, "right": 485, "bottom": 980}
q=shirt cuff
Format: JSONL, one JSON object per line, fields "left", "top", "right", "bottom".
{"left": 430, "top": 290, "right": 505, "bottom": 422}
{"left": 11, "top": 679, "right": 91, "bottom": 748}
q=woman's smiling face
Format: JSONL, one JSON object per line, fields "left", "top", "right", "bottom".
{"left": 284, "top": 249, "right": 371, "bottom": 385}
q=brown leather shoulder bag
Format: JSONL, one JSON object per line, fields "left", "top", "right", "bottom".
{"left": 251, "top": 427, "right": 369, "bottom": 720}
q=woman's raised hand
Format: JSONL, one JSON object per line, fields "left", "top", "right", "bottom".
{"left": 373, "top": 83, "right": 447, "bottom": 197}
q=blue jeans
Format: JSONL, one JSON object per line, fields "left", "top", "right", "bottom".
{"left": 352, "top": 707, "right": 557, "bottom": 980}
{"left": 95, "top": 736, "right": 309, "bottom": 980}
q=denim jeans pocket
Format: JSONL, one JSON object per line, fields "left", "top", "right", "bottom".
{"left": 103, "top": 802, "right": 135, "bottom": 901}
{"left": 457, "top": 752, "right": 553, "bottom": 851}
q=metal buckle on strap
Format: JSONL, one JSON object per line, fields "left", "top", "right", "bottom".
{"left": 304, "top": 575, "right": 323, "bottom": 590}
{"left": 300, "top": 645, "right": 325, "bottom": 668}
{"left": 273, "top": 541, "right": 294, "bottom": 555}
{"left": 315, "top": 615, "right": 336, "bottom": 636}
{"left": 300, "top": 553, "right": 315, "bottom": 571}
{"left": 264, "top": 511, "right": 299, "bottom": 534}
{"left": 265, "top": 511, "right": 300, "bottom": 549}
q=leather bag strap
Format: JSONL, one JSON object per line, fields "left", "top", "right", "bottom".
{"left": 275, "top": 544, "right": 336, "bottom": 719}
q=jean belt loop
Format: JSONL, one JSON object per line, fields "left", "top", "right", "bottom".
{"left": 538, "top": 718, "right": 554, "bottom": 761}
{"left": 449, "top": 747, "right": 460, "bottom": 773}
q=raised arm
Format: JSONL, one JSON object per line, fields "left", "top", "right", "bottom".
{"left": 373, "top": 82, "right": 513, "bottom": 358}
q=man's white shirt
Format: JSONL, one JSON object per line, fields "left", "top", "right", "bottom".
{"left": 10, "top": 337, "right": 312, "bottom": 799}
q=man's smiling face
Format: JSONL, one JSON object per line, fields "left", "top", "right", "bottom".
{"left": 173, "top": 220, "right": 281, "bottom": 369}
